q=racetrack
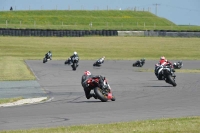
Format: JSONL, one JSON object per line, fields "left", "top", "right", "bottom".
{"left": 0, "top": 60, "right": 200, "bottom": 131}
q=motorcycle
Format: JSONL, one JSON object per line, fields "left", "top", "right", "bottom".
{"left": 43, "top": 54, "right": 51, "bottom": 63}
{"left": 65, "top": 56, "right": 79, "bottom": 71}
{"left": 86, "top": 77, "right": 115, "bottom": 102}
{"left": 93, "top": 57, "right": 105, "bottom": 67}
{"left": 132, "top": 59, "right": 145, "bottom": 67}
{"left": 173, "top": 61, "right": 183, "bottom": 69}
{"left": 157, "top": 64, "right": 177, "bottom": 86}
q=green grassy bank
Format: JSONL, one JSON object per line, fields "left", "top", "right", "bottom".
{"left": 0, "top": 10, "right": 199, "bottom": 30}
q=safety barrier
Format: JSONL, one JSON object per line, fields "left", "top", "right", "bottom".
{"left": 117, "top": 30, "right": 200, "bottom": 37}
{"left": 144, "top": 30, "right": 200, "bottom": 37}
{"left": 0, "top": 29, "right": 200, "bottom": 37}
{"left": 0, "top": 29, "right": 118, "bottom": 37}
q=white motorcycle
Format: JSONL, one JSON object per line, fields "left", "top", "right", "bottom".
{"left": 156, "top": 64, "right": 177, "bottom": 86}
{"left": 93, "top": 57, "right": 105, "bottom": 67}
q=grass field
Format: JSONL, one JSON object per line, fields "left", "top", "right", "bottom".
{"left": 1, "top": 10, "right": 200, "bottom": 31}
{"left": 1, "top": 36, "right": 200, "bottom": 60}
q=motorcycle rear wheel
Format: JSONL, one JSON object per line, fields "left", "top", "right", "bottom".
{"left": 132, "top": 63, "right": 136, "bottom": 67}
{"left": 64, "top": 60, "right": 68, "bottom": 64}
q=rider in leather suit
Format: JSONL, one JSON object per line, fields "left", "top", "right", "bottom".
{"left": 68, "top": 51, "right": 79, "bottom": 65}
{"left": 45, "top": 51, "right": 52, "bottom": 60}
{"left": 81, "top": 71, "right": 106, "bottom": 99}
{"left": 155, "top": 56, "right": 175, "bottom": 78}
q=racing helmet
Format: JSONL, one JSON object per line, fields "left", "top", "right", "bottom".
{"left": 84, "top": 71, "right": 91, "bottom": 76}
{"left": 74, "top": 51, "right": 77, "bottom": 55}
{"left": 160, "top": 56, "right": 165, "bottom": 60}
{"left": 160, "top": 56, "right": 166, "bottom": 64}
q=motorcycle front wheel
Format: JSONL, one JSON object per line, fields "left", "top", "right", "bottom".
{"left": 167, "top": 75, "right": 177, "bottom": 87}
{"left": 94, "top": 87, "right": 108, "bottom": 102}
{"left": 43, "top": 58, "right": 47, "bottom": 63}
{"left": 72, "top": 63, "right": 77, "bottom": 71}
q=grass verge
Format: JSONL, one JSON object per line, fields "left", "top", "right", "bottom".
{"left": 0, "top": 56, "right": 35, "bottom": 81}
{"left": 0, "top": 97, "right": 23, "bottom": 104}
{"left": 0, "top": 116, "right": 200, "bottom": 133}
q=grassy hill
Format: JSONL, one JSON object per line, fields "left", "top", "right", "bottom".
{"left": 0, "top": 10, "right": 199, "bottom": 30}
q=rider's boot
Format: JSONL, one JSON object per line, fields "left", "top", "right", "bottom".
{"left": 86, "top": 93, "right": 97, "bottom": 99}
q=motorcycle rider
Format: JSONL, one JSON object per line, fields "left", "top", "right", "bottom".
{"left": 138, "top": 58, "right": 145, "bottom": 66}
{"left": 155, "top": 56, "right": 175, "bottom": 78}
{"left": 45, "top": 51, "right": 52, "bottom": 60}
{"left": 81, "top": 71, "right": 107, "bottom": 99}
{"left": 93, "top": 56, "right": 105, "bottom": 66}
{"left": 68, "top": 51, "right": 79, "bottom": 65}
{"left": 99, "top": 56, "right": 105, "bottom": 64}
{"left": 133, "top": 58, "right": 145, "bottom": 67}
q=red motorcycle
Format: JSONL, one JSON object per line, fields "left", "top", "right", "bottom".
{"left": 87, "top": 77, "right": 116, "bottom": 102}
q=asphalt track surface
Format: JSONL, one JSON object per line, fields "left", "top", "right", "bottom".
{"left": 0, "top": 60, "right": 200, "bottom": 131}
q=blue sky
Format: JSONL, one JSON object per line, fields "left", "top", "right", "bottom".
{"left": 0, "top": 0, "right": 200, "bottom": 25}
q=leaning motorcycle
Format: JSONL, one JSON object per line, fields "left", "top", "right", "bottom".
{"left": 132, "top": 59, "right": 145, "bottom": 67}
{"left": 65, "top": 57, "right": 79, "bottom": 71}
{"left": 173, "top": 61, "right": 183, "bottom": 69}
{"left": 86, "top": 77, "right": 115, "bottom": 102}
{"left": 157, "top": 65, "right": 177, "bottom": 86}
{"left": 93, "top": 58, "right": 104, "bottom": 67}
{"left": 43, "top": 54, "right": 50, "bottom": 63}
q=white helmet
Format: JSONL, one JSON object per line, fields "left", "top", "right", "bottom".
{"left": 74, "top": 51, "right": 77, "bottom": 55}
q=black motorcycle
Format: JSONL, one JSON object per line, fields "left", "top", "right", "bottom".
{"left": 157, "top": 65, "right": 177, "bottom": 86}
{"left": 43, "top": 54, "right": 51, "bottom": 63}
{"left": 83, "top": 77, "right": 115, "bottom": 102}
{"left": 93, "top": 57, "right": 105, "bottom": 67}
{"left": 65, "top": 57, "right": 79, "bottom": 71}
{"left": 173, "top": 61, "right": 183, "bottom": 69}
{"left": 132, "top": 59, "right": 145, "bottom": 67}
